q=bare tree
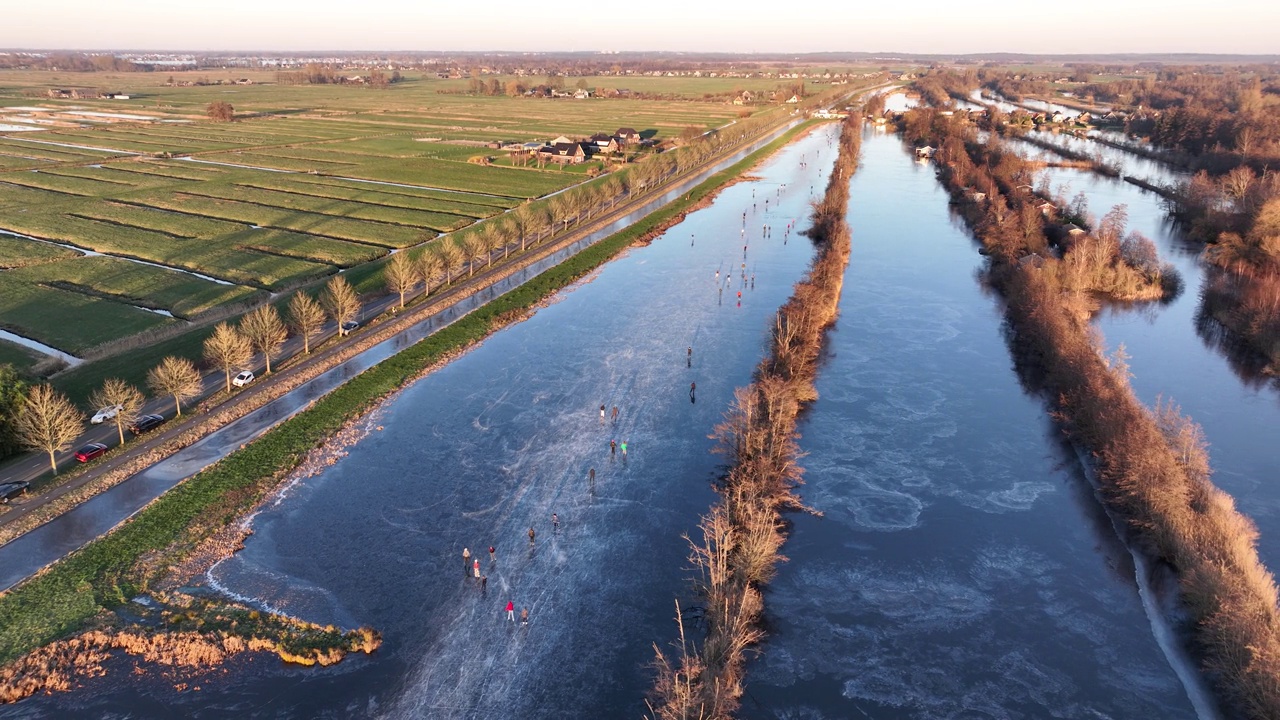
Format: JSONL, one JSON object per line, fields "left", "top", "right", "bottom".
{"left": 551, "top": 194, "right": 575, "bottom": 233}
{"left": 148, "top": 356, "right": 202, "bottom": 416}
{"left": 322, "top": 275, "right": 361, "bottom": 336}
{"left": 89, "top": 378, "right": 144, "bottom": 446}
{"left": 416, "top": 246, "right": 445, "bottom": 297}
{"left": 478, "top": 223, "right": 502, "bottom": 267}
{"left": 204, "top": 322, "right": 252, "bottom": 391}
{"left": 493, "top": 218, "right": 515, "bottom": 259}
{"left": 511, "top": 206, "right": 533, "bottom": 253}
{"left": 460, "top": 234, "right": 486, "bottom": 277}
{"left": 287, "top": 291, "right": 325, "bottom": 354}
{"left": 383, "top": 252, "right": 418, "bottom": 309}
{"left": 440, "top": 241, "right": 465, "bottom": 285}
{"left": 241, "top": 304, "right": 288, "bottom": 373}
{"left": 206, "top": 101, "right": 235, "bottom": 122}
{"left": 15, "top": 384, "right": 83, "bottom": 475}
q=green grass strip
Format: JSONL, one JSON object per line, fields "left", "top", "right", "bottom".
{"left": 0, "top": 120, "right": 817, "bottom": 665}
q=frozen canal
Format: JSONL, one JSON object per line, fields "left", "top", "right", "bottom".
{"left": 741, "top": 129, "right": 1199, "bottom": 718}
{"left": 7, "top": 125, "right": 843, "bottom": 718}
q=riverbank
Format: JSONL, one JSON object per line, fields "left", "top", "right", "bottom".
{"left": 647, "top": 112, "right": 862, "bottom": 718}
{"left": 915, "top": 114, "right": 1280, "bottom": 718}
{"left": 0, "top": 118, "right": 828, "bottom": 701}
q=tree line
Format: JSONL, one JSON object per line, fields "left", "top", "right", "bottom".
{"left": 0, "top": 100, "right": 804, "bottom": 479}
{"left": 5, "top": 276, "right": 361, "bottom": 476}
{"left": 903, "top": 106, "right": 1280, "bottom": 719}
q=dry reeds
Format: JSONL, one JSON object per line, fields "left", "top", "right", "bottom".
{"left": 920, "top": 112, "right": 1280, "bottom": 719}
{"left": 646, "top": 113, "right": 861, "bottom": 720}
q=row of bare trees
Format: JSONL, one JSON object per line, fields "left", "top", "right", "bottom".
{"left": 912, "top": 108, "right": 1280, "bottom": 719}
{"left": 376, "top": 111, "right": 800, "bottom": 310}
{"left": 10, "top": 104, "right": 803, "bottom": 482}
{"left": 13, "top": 277, "right": 362, "bottom": 477}
{"left": 647, "top": 113, "right": 863, "bottom": 720}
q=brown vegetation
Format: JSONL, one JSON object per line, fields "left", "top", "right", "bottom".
{"left": 286, "top": 291, "right": 325, "bottom": 355}
{"left": 205, "top": 101, "right": 234, "bottom": 123}
{"left": 647, "top": 112, "right": 861, "bottom": 720}
{"left": 88, "top": 378, "right": 144, "bottom": 446}
{"left": 14, "top": 385, "right": 83, "bottom": 475}
{"left": 909, "top": 108, "right": 1280, "bottom": 719}
{"left": 146, "top": 356, "right": 201, "bottom": 417}
{"left": 240, "top": 305, "right": 287, "bottom": 375}
{"left": 321, "top": 276, "right": 361, "bottom": 336}
{"left": 202, "top": 322, "right": 251, "bottom": 393}
{"left": 0, "top": 595, "right": 380, "bottom": 704}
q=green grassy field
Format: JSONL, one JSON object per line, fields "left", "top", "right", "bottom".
{"left": 0, "top": 68, "right": 782, "bottom": 372}
{"left": 0, "top": 234, "right": 78, "bottom": 268}
{"left": 3, "top": 256, "right": 260, "bottom": 318}
{"left": 0, "top": 339, "right": 41, "bottom": 374}
{"left": 0, "top": 274, "right": 175, "bottom": 355}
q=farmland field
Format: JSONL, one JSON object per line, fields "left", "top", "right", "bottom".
{"left": 0, "top": 67, "right": 788, "bottom": 371}
{"left": 0, "top": 234, "right": 78, "bottom": 268}
{"left": 0, "top": 339, "right": 42, "bottom": 374}
{"left": 0, "top": 272, "right": 176, "bottom": 355}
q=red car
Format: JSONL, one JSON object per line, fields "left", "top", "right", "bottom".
{"left": 74, "top": 443, "right": 109, "bottom": 462}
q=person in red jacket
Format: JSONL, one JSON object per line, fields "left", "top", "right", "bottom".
{"left": 506, "top": 601, "right": 515, "bottom": 622}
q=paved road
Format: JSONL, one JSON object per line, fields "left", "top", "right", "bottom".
{"left": 0, "top": 120, "right": 812, "bottom": 590}
{"left": 0, "top": 291, "right": 400, "bottom": 489}
{"left": 0, "top": 113, "right": 818, "bottom": 583}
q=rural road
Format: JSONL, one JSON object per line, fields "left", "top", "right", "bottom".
{"left": 0, "top": 111, "right": 821, "bottom": 590}
{"left": 0, "top": 291, "right": 400, "bottom": 488}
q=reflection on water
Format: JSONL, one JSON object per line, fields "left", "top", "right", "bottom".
{"left": 742, "top": 130, "right": 1197, "bottom": 719}
{"left": 1003, "top": 148, "right": 1280, "bottom": 569}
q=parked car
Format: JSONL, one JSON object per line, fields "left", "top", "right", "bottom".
{"left": 341, "top": 320, "right": 360, "bottom": 333}
{"left": 129, "top": 414, "right": 165, "bottom": 435}
{"left": 232, "top": 370, "right": 255, "bottom": 388}
{"left": 74, "top": 442, "right": 109, "bottom": 462}
{"left": 0, "top": 480, "right": 29, "bottom": 503}
{"left": 90, "top": 404, "right": 123, "bottom": 425}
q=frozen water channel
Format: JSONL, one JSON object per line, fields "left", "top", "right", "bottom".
{"left": 742, "top": 130, "right": 1199, "bottom": 718}
{"left": 9, "top": 125, "right": 843, "bottom": 718}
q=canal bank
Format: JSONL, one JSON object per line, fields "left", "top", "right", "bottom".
{"left": 741, "top": 128, "right": 1199, "bottom": 718}
{"left": 2, "top": 124, "right": 845, "bottom": 718}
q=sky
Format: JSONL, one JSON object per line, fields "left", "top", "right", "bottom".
{"left": 3, "top": 0, "right": 1278, "bottom": 55}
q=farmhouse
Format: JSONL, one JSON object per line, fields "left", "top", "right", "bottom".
{"left": 589, "top": 133, "right": 620, "bottom": 154}
{"left": 539, "top": 141, "right": 588, "bottom": 164}
{"left": 615, "top": 127, "right": 641, "bottom": 145}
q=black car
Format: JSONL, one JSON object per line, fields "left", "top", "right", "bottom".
{"left": 129, "top": 414, "right": 165, "bottom": 435}
{"left": 0, "top": 480, "right": 29, "bottom": 503}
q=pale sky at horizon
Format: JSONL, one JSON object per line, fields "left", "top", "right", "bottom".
{"left": 3, "top": 0, "right": 1277, "bottom": 55}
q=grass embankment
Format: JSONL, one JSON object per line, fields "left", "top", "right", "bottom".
{"left": 917, "top": 113, "right": 1280, "bottom": 718}
{"left": 647, "top": 114, "right": 862, "bottom": 719}
{"left": 0, "top": 118, "right": 818, "bottom": 688}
